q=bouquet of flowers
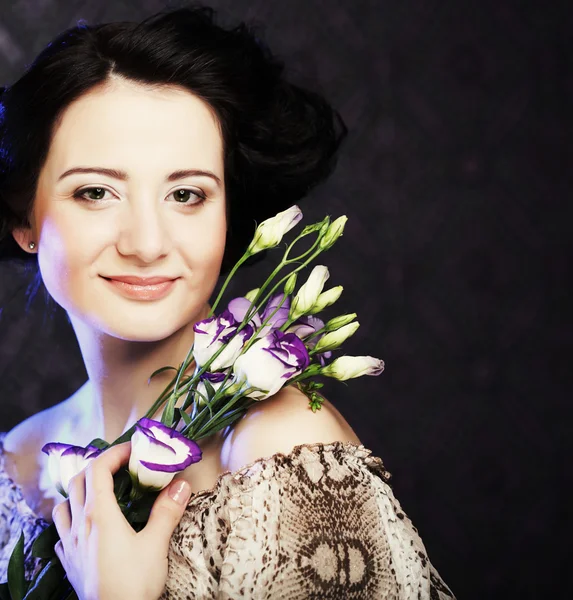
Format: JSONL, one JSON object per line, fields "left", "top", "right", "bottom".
{"left": 1, "top": 206, "right": 384, "bottom": 600}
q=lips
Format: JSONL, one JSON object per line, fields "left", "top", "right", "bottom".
{"left": 101, "top": 275, "right": 179, "bottom": 301}
{"left": 104, "top": 275, "right": 177, "bottom": 285}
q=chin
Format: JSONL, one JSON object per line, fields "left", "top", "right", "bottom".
{"left": 77, "top": 304, "right": 204, "bottom": 343}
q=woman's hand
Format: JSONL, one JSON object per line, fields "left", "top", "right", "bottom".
{"left": 51, "top": 442, "right": 192, "bottom": 600}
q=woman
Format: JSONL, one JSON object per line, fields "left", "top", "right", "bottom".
{"left": 0, "top": 7, "right": 455, "bottom": 599}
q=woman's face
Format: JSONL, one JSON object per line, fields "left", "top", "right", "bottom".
{"left": 23, "top": 78, "right": 227, "bottom": 341}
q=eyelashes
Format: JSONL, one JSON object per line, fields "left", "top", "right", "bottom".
{"left": 72, "top": 186, "right": 207, "bottom": 206}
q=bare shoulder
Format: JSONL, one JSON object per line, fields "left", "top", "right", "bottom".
{"left": 2, "top": 394, "right": 79, "bottom": 484}
{"left": 220, "top": 385, "right": 361, "bottom": 473}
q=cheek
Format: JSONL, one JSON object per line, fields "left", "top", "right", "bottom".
{"left": 36, "top": 213, "right": 106, "bottom": 308}
{"left": 178, "top": 210, "right": 227, "bottom": 279}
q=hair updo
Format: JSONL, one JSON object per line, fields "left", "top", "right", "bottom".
{"left": 0, "top": 6, "right": 346, "bottom": 272}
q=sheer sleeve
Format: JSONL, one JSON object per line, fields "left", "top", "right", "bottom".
{"left": 0, "top": 434, "right": 49, "bottom": 583}
{"left": 162, "top": 441, "right": 455, "bottom": 600}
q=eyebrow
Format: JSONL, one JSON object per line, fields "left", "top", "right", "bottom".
{"left": 57, "top": 167, "right": 222, "bottom": 187}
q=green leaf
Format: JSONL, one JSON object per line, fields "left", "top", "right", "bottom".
{"left": 110, "top": 424, "right": 135, "bottom": 447}
{"left": 86, "top": 438, "right": 110, "bottom": 451}
{"left": 176, "top": 408, "right": 192, "bottom": 427}
{"left": 0, "top": 582, "right": 12, "bottom": 600}
{"left": 161, "top": 397, "right": 176, "bottom": 427}
{"left": 31, "top": 524, "right": 59, "bottom": 559}
{"left": 203, "top": 379, "right": 216, "bottom": 400}
{"left": 148, "top": 365, "right": 177, "bottom": 382}
{"left": 22, "top": 558, "right": 69, "bottom": 600}
{"left": 8, "top": 532, "right": 26, "bottom": 600}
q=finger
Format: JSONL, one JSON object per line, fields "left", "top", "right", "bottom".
{"left": 67, "top": 470, "right": 86, "bottom": 520}
{"left": 84, "top": 442, "right": 132, "bottom": 513}
{"left": 52, "top": 500, "right": 71, "bottom": 539}
{"left": 67, "top": 470, "right": 88, "bottom": 544}
{"left": 54, "top": 540, "right": 67, "bottom": 568}
{"left": 141, "top": 478, "right": 192, "bottom": 554}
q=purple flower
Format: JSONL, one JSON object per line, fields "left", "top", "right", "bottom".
{"left": 129, "top": 418, "right": 202, "bottom": 491}
{"left": 233, "top": 330, "right": 310, "bottom": 400}
{"left": 42, "top": 443, "right": 103, "bottom": 497}
{"left": 228, "top": 293, "right": 290, "bottom": 338}
{"left": 193, "top": 309, "right": 254, "bottom": 370}
{"left": 286, "top": 316, "right": 332, "bottom": 366}
{"left": 260, "top": 293, "right": 291, "bottom": 333}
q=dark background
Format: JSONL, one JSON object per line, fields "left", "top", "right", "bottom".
{"left": 0, "top": 1, "right": 571, "bottom": 598}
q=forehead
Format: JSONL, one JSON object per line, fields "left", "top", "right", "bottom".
{"left": 45, "top": 78, "right": 224, "bottom": 173}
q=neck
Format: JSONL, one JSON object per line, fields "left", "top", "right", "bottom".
{"left": 69, "top": 306, "right": 209, "bottom": 442}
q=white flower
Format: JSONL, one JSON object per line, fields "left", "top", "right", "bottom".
{"left": 193, "top": 309, "right": 254, "bottom": 370}
{"left": 247, "top": 206, "right": 303, "bottom": 255}
{"left": 290, "top": 265, "right": 330, "bottom": 320}
{"left": 232, "top": 330, "right": 310, "bottom": 400}
{"left": 129, "top": 419, "right": 202, "bottom": 491}
{"left": 42, "top": 443, "right": 102, "bottom": 497}
{"left": 321, "top": 355, "right": 385, "bottom": 380}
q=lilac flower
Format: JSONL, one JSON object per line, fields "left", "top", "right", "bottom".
{"left": 228, "top": 293, "right": 290, "bottom": 338}
{"left": 129, "top": 418, "right": 202, "bottom": 491}
{"left": 260, "top": 293, "right": 291, "bottom": 333}
{"left": 227, "top": 297, "right": 262, "bottom": 328}
{"left": 42, "top": 443, "right": 103, "bottom": 497}
{"left": 193, "top": 309, "right": 254, "bottom": 370}
{"left": 233, "top": 330, "right": 310, "bottom": 400}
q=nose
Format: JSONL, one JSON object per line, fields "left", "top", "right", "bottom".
{"left": 116, "top": 201, "right": 171, "bottom": 263}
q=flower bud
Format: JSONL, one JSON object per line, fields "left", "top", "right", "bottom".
{"left": 247, "top": 205, "right": 303, "bottom": 255}
{"left": 321, "top": 355, "right": 385, "bottom": 381}
{"left": 290, "top": 265, "right": 329, "bottom": 320}
{"left": 313, "top": 321, "right": 360, "bottom": 353}
{"left": 324, "top": 313, "right": 357, "bottom": 331}
{"left": 308, "top": 285, "right": 343, "bottom": 314}
{"left": 284, "top": 272, "right": 298, "bottom": 295}
{"left": 244, "top": 288, "right": 259, "bottom": 302}
{"left": 319, "top": 216, "right": 347, "bottom": 250}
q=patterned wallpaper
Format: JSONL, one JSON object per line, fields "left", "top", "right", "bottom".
{"left": 0, "top": 1, "right": 570, "bottom": 598}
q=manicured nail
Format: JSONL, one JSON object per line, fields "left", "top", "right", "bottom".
{"left": 168, "top": 479, "right": 191, "bottom": 505}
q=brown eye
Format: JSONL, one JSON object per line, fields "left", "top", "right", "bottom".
{"left": 85, "top": 187, "right": 106, "bottom": 200}
{"left": 169, "top": 189, "right": 205, "bottom": 205}
{"left": 74, "top": 187, "right": 110, "bottom": 201}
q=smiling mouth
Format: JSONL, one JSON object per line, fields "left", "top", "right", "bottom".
{"left": 101, "top": 276, "right": 178, "bottom": 301}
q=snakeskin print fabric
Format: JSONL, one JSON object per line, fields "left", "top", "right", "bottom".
{"left": 0, "top": 435, "right": 455, "bottom": 598}
{"left": 162, "top": 441, "right": 456, "bottom": 599}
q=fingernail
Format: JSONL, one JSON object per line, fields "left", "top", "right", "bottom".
{"left": 168, "top": 479, "right": 191, "bottom": 505}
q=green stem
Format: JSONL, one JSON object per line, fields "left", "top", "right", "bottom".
{"left": 208, "top": 253, "right": 251, "bottom": 317}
